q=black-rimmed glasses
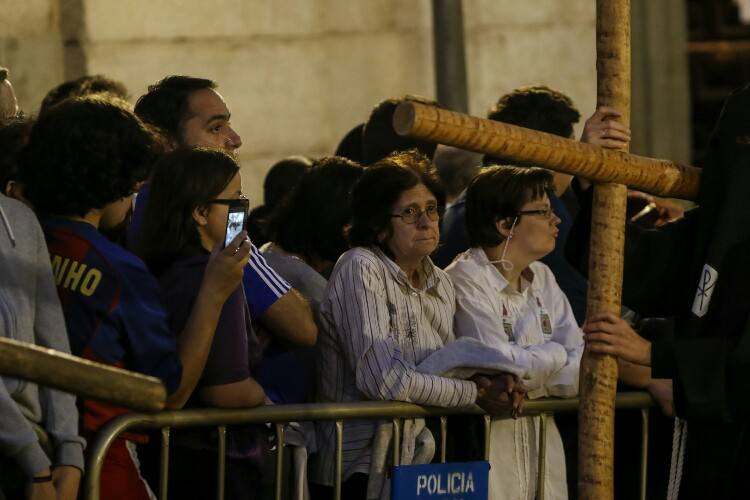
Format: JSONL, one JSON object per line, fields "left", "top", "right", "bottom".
{"left": 208, "top": 195, "right": 249, "bottom": 212}
{"left": 517, "top": 207, "right": 555, "bottom": 219}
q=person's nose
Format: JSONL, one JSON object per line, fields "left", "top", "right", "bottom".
{"left": 551, "top": 212, "right": 562, "bottom": 226}
{"left": 416, "top": 210, "right": 435, "bottom": 228}
{"left": 226, "top": 127, "right": 242, "bottom": 150}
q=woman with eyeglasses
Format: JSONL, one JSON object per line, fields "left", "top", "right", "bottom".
{"left": 446, "top": 165, "right": 584, "bottom": 500}
{"left": 138, "top": 148, "right": 267, "bottom": 499}
{"left": 310, "top": 150, "right": 520, "bottom": 499}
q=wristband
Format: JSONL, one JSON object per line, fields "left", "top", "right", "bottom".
{"left": 31, "top": 474, "right": 53, "bottom": 483}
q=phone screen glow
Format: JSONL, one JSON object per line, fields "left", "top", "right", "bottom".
{"left": 224, "top": 211, "right": 245, "bottom": 248}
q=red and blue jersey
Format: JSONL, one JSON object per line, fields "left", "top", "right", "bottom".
{"left": 41, "top": 217, "right": 182, "bottom": 434}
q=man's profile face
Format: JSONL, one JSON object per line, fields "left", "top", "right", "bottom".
{"left": 180, "top": 88, "right": 242, "bottom": 152}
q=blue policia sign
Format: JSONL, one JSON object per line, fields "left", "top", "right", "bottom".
{"left": 391, "top": 461, "right": 489, "bottom": 500}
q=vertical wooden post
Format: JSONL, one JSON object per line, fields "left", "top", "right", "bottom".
{"left": 578, "top": 1, "right": 631, "bottom": 499}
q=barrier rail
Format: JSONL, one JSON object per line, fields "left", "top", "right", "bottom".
{"left": 84, "top": 392, "right": 653, "bottom": 500}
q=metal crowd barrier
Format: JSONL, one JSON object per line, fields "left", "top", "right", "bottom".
{"left": 84, "top": 392, "right": 653, "bottom": 500}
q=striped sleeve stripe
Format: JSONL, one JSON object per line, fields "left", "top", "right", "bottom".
{"left": 250, "top": 247, "right": 291, "bottom": 292}
{"left": 247, "top": 254, "right": 290, "bottom": 297}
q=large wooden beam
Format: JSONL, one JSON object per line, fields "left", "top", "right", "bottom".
{"left": 578, "top": 2, "right": 631, "bottom": 499}
{"left": 393, "top": 101, "right": 699, "bottom": 200}
{"left": 0, "top": 337, "right": 166, "bottom": 412}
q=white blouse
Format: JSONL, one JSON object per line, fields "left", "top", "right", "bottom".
{"left": 446, "top": 247, "right": 584, "bottom": 500}
{"left": 446, "top": 247, "right": 583, "bottom": 398}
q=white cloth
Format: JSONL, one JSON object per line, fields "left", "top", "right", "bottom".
{"left": 366, "top": 418, "right": 435, "bottom": 500}
{"left": 446, "top": 248, "right": 584, "bottom": 500}
{"left": 284, "top": 421, "right": 316, "bottom": 500}
{"left": 312, "top": 247, "right": 477, "bottom": 486}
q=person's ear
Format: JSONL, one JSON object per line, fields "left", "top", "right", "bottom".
{"left": 192, "top": 205, "right": 210, "bottom": 227}
{"left": 496, "top": 217, "right": 515, "bottom": 239}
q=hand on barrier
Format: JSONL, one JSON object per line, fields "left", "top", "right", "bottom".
{"left": 581, "top": 106, "right": 631, "bottom": 150}
{"left": 203, "top": 230, "right": 251, "bottom": 301}
{"left": 583, "top": 312, "right": 652, "bottom": 366}
{"left": 473, "top": 373, "right": 526, "bottom": 418}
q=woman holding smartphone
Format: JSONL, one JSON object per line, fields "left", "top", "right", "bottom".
{"left": 138, "top": 147, "right": 266, "bottom": 499}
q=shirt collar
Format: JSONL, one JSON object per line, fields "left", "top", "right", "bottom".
{"left": 372, "top": 245, "right": 439, "bottom": 292}
{"left": 469, "top": 247, "right": 538, "bottom": 294}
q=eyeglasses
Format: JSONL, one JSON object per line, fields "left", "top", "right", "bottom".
{"left": 517, "top": 207, "right": 555, "bottom": 219}
{"left": 390, "top": 205, "right": 443, "bottom": 224}
{"left": 208, "top": 195, "right": 249, "bottom": 212}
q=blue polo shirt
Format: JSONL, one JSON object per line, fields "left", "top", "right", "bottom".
{"left": 128, "top": 184, "right": 291, "bottom": 319}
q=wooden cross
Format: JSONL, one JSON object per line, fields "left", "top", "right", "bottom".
{"left": 395, "top": 2, "right": 693, "bottom": 497}
{"left": 0, "top": 336, "right": 166, "bottom": 412}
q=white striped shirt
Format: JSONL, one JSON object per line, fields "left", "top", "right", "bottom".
{"left": 311, "top": 246, "right": 477, "bottom": 485}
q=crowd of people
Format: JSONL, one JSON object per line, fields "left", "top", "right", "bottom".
{"left": 0, "top": 63, "right": 746, "bottom": 500}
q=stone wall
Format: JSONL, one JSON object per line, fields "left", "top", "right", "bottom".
{"left": 3, "top": 0, "right": 690, "bottom": 204}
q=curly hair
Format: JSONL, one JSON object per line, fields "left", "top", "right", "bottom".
{"left": 134, "top": 75, "right": 216, "bottom": 142}
{"left": 21, "top": 96, "right": 157, "bottom": 217}
{"left": 465, "top": 165, "right": 552, "bottom": 247}
{"left": 348, "top": 149, "right": 444, "bottom": 250}
{"left": 138, "top": 148, "right": 239, "bottom": 275}
{"left": 269, "top": 156, "right": 363, "bottom": 263}
{"left": 488, "top": 85, "right": 580, "bottom": 136}
{"left": 40, "top": 74, "right": 129, "bottom": 112}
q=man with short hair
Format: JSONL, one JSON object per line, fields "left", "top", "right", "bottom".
{"left": 132, "top": 75, "right": 316, "bottom": 349}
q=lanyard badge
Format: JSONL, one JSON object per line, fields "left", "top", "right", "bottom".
{"left": 501, "top": 304, "right": 515, "bottom": 343}
{"left": 536, "top": 296, "right": 552, "bottom": 338}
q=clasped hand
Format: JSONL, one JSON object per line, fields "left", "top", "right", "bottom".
{"left": 473, "top": 373, "right": 526, "bottom": 418}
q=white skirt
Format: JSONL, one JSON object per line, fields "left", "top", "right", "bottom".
{"left": 487, "top": 415, "right": 568, "bottom": 500}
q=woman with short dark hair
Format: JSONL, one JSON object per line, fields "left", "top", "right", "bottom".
{"left": 446, "top": 165, "right": 584, "bottom": 500}
{"left": 310, "top": 150, "right": 517, "bottom": 499}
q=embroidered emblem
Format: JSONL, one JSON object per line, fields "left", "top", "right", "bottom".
{"left": 692, "top": 263, "right": 718, "bottom": 318}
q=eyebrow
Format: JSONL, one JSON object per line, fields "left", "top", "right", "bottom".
{"left": 204, "top": 113, "right": 230, "bottom": 126}
{"left": 400, "top": 201, "right": 438, "bottom": 209}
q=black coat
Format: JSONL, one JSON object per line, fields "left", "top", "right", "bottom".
{"left": 567, "top": 86, "right": 750, "bottom": 499}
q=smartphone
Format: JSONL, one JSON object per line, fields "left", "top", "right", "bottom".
{"left": 224, "top": 200, "right": 248, "bottom": 248}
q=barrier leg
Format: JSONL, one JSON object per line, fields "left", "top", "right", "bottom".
{"left": 275, "top": 424, "right": 286, "bottom": 500}
{"left": 334, "top": 420, "right": 343, "bottom": 500}
{"left": 440, "top": 416, "right": 448, "bottom": 463}
{"left": 216, "top": 426, "right": 226, "bottom": 500}
{"left": 159, "top": 427, "right": 170, "bottom": 499}
{"left": 537, "top": 413, "right": 549, "bottom": 500}
{"left": 639, "top": 408, "right": 650, "bottom": 500}
{"left": 483, "top": 415, "right": 492, "bottom": 461}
